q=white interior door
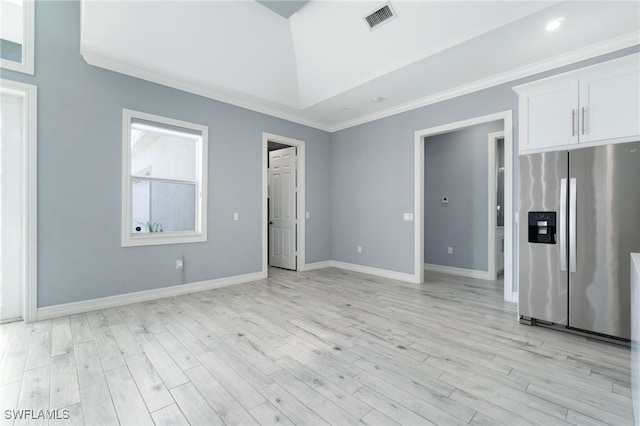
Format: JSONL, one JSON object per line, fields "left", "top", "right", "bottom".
{"left": 0, "top": 92, "right": 25, "bottom": 322}
{"left": 269, "top": 147, "right": 297, "bottom": 270}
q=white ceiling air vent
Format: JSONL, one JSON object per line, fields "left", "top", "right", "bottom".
{"left": 364, "top": 2, "right": 397, "bottom": 30}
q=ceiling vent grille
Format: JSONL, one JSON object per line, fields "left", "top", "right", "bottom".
{"left": 364, "top": 3, "right": 396, "bottom": 30}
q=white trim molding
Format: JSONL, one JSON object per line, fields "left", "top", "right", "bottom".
{"left": 415, "top": 111, "right": 516, "bottom": 302}
{"left": 330, "top": 32, "right": 640, "bottom": 132}
{"left": 0, "top": 0, "right": 35, "bottom": 75}
{"left": 424, "top": 263, "right": 492, "bottom": 281}
{"left": 0, "top": 79, "right": 38, "bottom": 322}
{"left": 37, "top": 271, "right": 266, "bottom": 321}
{"left": 262, "top": 133, "right": 306, "bottom": 274}
{"left": 304, "top": 261, "right": 332, "bottom": 271}
{"left": 330, "top": 261, "right": 419, "bottom": 284}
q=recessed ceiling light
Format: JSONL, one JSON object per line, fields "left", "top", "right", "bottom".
{"left": 373, "top": 96, "right": 386, "bottom": 103}
{"left": 546, "top": 17, "right": 564, "bottom": 32}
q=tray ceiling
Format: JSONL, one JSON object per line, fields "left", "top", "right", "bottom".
{"left": 80, "top": 1, "right": 640, "bottom": 131}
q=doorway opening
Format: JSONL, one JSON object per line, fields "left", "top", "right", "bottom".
{"left": 0, "top": 79, "right": 37, "bottom": 323}
{"left": 489, "top": 132, "right": 506, "bottom": 281}
{"left": 262, "top": 133, "right": 305, "bottom": 275}
{"left": 415, "top": 111, "right": 516, "bottom": 302}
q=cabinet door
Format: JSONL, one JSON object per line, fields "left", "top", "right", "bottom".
{"left": 522, "top": 80, "right": 579, "bottom": 152}
{"left": 579, "top": 63, "right": 640, "bottom": 143}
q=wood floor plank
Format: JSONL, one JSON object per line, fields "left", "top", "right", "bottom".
{"left": 354, "top": 370, "right": 470, "bottom": 426}
{"left": 184, "top": 365, "right": 259, "bottom": 425}
{"left": 196, "top": 350, "right": 265, "bottom": 410}
{"left": 104, "top": 366, "right": 154, "bottom": 425}
{"left": 0, "top": 268, "right": 632, "bottom": 426}
{"left": 50, "top": 317, "right": 73, "bottom": 358}
{"left": 153, "top": 331, "right": 200, "bottom": 372}
{"left": 108, "top": 324, "right": 142, "bottom": 357}
{"left": 0, "top": 328, "right": 30, "bottom": 385}
{"left": 0, "top": 382, "right": 22, "bottom": 424}
{"left": 259, "top": 383, "right": 329, "bottom": 426}
{"left": 360, "top": 408, "right": 401, "bottom": 425}
{"left": 249, "top": 402, "right": 295, "bottom": 425}
{"left": 353, "top": 385, "right": 435, "bottom": 426}
{"left": 50, "top": 352, "right": 81, "bottom": 410}
{"left": 85, "top": 311, "right": 110, "bottom": 335}
{"left": 24, "top": 330, "right": 51, "bottom": 371}
{"left": 124, "top": 353, "right": 174, "bottom": 413}
{"left": 169, "top": 382, "right": 223, "bottom": 426}
{"left": 69, "top": 314, "right": 92, "bottom": 345}
{"left": 74, "top": 342, "right": 105, "bottom": 390}
{"left": 49, "top": 402, "right": 83, "bottom": 426}
{"left": 141, "top": 341, "right": 188, "bottom": 389}
{"left": 15, "top": 365, "right": 50, "bottom": 426}
{"left": 195, "top": 332, "right": 275, "bottom": 390}
{"left": 92, "top": 332, "right": 125, "bottom": 372}
{"left": 79, "top": 382, "right": 119, "bottom": 426}
{"left": 270, "top": 368, "right": 361, "bottom": 425}
{"left": 275, "top": 355, "right": 371, "bottom": 419}
{"left": 150, "top": 404, "right": 188, "bottom": 426}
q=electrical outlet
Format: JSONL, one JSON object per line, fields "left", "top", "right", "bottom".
{"left": 357, "top": 245, "right": 362, "bottom": 253}
{"left": 233, "top": 212, "right": 239, "bottom": 221}
{"left": 176, "top": 258, "right": 184, "bottom": 269}
{"left": 447, "top": 247, "right": 453, "bottom": 255}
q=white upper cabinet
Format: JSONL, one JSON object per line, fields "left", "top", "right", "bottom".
{"left": 579, "top": 63, "right": 640, "bottom": 143}
{"left": 515, "top": 54, "right": 640, "bottom": 154}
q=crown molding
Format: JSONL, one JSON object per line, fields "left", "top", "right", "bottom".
{"left": 81, "top": 31, "right": 638, "bottom": 134}
{"left": 80, "top": 45, "right": 332, "bottom": 132}
{"left": 329, "top": 31, "right": 640, "bottom": 132}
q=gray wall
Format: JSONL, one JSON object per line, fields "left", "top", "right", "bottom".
{"left": 424, "top": 121, "right": 503, "bottom": 271}
{"left": 1, "top": 1, "right": 638, "bottom": 307}
{"left": 0, "top": 1, "right": 331, "bottom": 307}
{"left": 331, "top": 45, "right": 640, "bottom": 285}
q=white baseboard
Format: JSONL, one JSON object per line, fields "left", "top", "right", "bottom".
{"left": 36, "top": 271, "right": 267, "bottom": 321}
{"left": 304, "top": 261, "right": 332, "bottom": 271}
{"left": 331, "top": 261, "right": 420, "bottom": 283}
{"left": 424, "top": 263, "right": 493, "bottom": 280}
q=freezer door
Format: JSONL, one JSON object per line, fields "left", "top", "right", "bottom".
{"left": 519, "top": 151, "right": 569, "bottom": 324}
{"left": 569, "top": 142, "right": 640, "bottom": 340}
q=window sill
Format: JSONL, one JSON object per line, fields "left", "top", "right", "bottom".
{"left": 122, "top": 232, "right": 206, "bottom": 247}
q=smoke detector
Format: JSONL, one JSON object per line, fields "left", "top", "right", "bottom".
{"left": 363, "top": 2, "right": 397, "bottom": 30}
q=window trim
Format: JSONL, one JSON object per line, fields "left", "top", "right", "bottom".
{"left": 0, "top": 0, "right": 35, "bottom": 75}
{"left": 121, "top": 109, "right": 208, "bottom": 247}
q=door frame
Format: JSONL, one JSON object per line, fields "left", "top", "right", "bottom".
{"left": 414, "top": 110, "right": 516, "bottom": 302}
{"left": 262, "top": 133, "right": 305, "bottom": 273}
{"left": 488, "top": 131, "right": 505, "bottom": 282}
{"left": 1, "top": 79, "right": 38, "bottom": 322}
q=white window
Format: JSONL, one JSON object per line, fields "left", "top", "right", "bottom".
{"left": 122, "top": 109, "right": 208, "bottom": 247}
{"left": 0, "top": 0, "right": 34, "bottom": 74}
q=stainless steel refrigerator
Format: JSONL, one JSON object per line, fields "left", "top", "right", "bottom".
{"left": 519, "top": 141, "right": 640, "bottom": 340}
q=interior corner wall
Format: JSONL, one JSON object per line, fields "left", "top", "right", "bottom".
{"left": 330, "top": 45, "right": 639, "bottom": 279}
{"left": 424, "top": 120, "right": 503, "bottom": 272}
{"left": 0, "top": 0, "right": 331, "bottom": 308}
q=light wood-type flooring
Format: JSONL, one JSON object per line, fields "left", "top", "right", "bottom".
{"left": 0, "top": 267, "right": 633, "bottom": 425}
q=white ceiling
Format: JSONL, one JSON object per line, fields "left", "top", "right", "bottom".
{"left": 80, "top": 1, "right": 640, "bottom": 131}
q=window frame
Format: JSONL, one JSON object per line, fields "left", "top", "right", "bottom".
{"left": 0, "top": 0, "right": 35, "bottom": 75}
{"left": 121, "top": 109, "right": 208, "bottom": 247}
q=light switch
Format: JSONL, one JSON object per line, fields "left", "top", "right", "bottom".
{"left": 403, "top": 213, "right": 414, "bottom": 222}
{"left": 306, "top": 212, "right": 310, "bottom": 219}
{"left": 233, "top": 212, "right": 239, "bottom": 221}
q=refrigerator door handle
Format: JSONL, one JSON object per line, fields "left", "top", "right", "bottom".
{"left": 569, "top": 178, "right": 577, "bottom": 272}
{"left": 559, "top": 178, "right": 568, "bottom": 271}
